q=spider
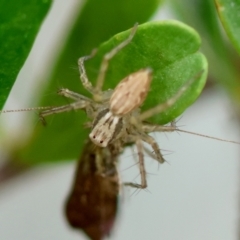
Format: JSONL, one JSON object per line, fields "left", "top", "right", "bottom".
{"left": 35, "top": 23, "right": 202, "bottom": 188}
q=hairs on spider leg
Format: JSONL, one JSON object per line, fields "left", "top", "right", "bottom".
{"left": 120, "top": 162, "right": 139, "bottom": 173}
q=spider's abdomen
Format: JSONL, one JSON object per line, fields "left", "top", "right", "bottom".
{"left": 110, "top": 68, "right": 152, "bottom": 116}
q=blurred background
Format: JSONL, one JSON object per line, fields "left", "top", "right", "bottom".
{"left": 0, "top": 0, "right": 240, "bottom": 239}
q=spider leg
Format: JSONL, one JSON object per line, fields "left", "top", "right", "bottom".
{"left": 58, "top": 88, "right": 93, "bottom": 102}
{"left": 78, "top": 49, "right": 97, "bottom": 95}
{"left": 140, "top": 70, "right": 204, "bottom": 121}
{"left": 39, "top": 100, "right": 88, "bottom": 124}
{"left": 142, "top": 123, "right": 177, "bottom": 133}
{"left": 143, "top": 146, "right": 159, "bottom": 160}
{"left": 140, "top": 133, "right": 165, "bottom": 163}
{"left": 95, "top": 23, "right": 138, "bottom": 93}
{"left": 124, "top": 139, "right": 147, "bottom": 189}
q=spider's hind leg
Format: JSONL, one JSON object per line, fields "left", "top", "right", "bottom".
{"left": 142, "top": 122, "right": 178, "bottom": 133}
{"left": 140, "top": 132, "right": 165, "bottom": 164}
{"left": 140, "top": 70, "right": 204, "bottom": 121}
{"left": 124, "top": 139, "right": 147, "bottom": 189}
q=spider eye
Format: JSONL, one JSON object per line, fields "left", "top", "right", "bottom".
{"left": 93, "top": 135, "right": 96, "bottom": 139}
{"left": 100, "top": 140, "right": 103, "bottom": 144}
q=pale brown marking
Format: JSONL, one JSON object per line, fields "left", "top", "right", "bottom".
{"left": 110, "top": 68, "right": 152, "bottom": 116}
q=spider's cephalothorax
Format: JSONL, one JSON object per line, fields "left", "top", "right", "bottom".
{"left": 39, "top": 23, "right": 200, "bottom": 189}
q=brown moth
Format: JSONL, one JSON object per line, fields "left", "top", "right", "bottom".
{"left": 65, "top": 140, "right": 120, "bottom": 239}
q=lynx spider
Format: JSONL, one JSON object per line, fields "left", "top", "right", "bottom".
{"left": 39, "top": 23, "right": 202, "bottom": 189}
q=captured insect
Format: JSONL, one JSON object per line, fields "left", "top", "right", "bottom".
{"left": 65, "top": 140, "right": 120, "bottom": 240}
{"left": 1, "top": 22, "right": 239, "bottom": 189}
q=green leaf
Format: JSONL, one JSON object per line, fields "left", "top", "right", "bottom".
{"left": 0, "top": 0, "right": 52, "bottom": 108}
{"left": 14, "top": 0, "right": 163, "bottom": 163}
{"left": 170, "top": 0, "right": 240, "bottom": 102}
{"left": 170, "top": 0, "right": 225, "bottom": 54}
{"left": 215, "top": 0, "right": 240, "bottom": 55}
{"left": 19, "top": 20, "right": 207, "bottom": 163}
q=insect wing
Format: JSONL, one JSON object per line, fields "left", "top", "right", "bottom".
{"left": 65, "top": 141, "right": 119, "bottom": 240}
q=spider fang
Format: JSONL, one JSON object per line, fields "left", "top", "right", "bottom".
{"left": 89, "top": 110, "right": 123, "bottom": 147}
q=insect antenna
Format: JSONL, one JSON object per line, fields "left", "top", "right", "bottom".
{"left": 0, "top": 106, "right": 54, "bottom": 114}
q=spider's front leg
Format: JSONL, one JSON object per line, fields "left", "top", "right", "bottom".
{"left": 78, "top": 50, "right": 114, "bottom": 103}
{"left": 57, "top": 89, "right": 98, "bottom": 119}
{"left": 78, "top": 49, "right": 97, "bottom": 95}
{"left": 39, "top": 100, "right": 89, "bottom": 124}
{"left": 57, "top": 88, "right": 94, "bottom": 102}
{"left": 95, "top": 23, "right": 138, "bottom": 93}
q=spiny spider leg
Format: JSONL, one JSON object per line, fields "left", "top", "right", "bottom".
{"left": 140, "top": 70, "right": 204, "bottom": 121}
{"left": 124, "top": 139, "right": 147, "bottom": 189}
{"left": 142, "top": 123, "right": 177, "bottom": 133}
{"left": 140, "top": 133, "right": 165, "bottom": 163}
{"left": 95, "top": 23, "right": 139, "bottom": 93}
{"left": 58, "top": 88, "right": 94, "bottom": 102}
{"left": 143, "top": 146, "right": 165, "bottom": 161}
{"left": 39, "top": 101, "right": 88, "bottom": 118}
{"left": 78, "top": 49, "right": 97, "bottom": 95}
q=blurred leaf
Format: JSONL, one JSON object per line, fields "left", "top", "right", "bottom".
{"left": 19, "top": 20, "right": 207, "bottom": 163}
{"left": 215, "top": 0, "right": 240, "bottom": 55}
{"left": 170, "top": 0, "right": 224, "bottom": 52}
{"left": 170, "top": 0, "right": 240, "bottom": 101}
{"left": 0, "top": 0, "right": 52, "bottom": 108}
